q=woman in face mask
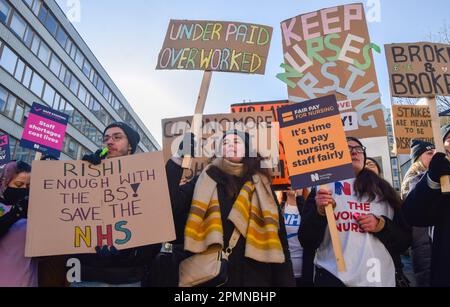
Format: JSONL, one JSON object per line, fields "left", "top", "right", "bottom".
{"left": 0, "top": 161, "right": 36, "bottom": 287}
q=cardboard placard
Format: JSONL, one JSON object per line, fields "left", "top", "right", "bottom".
{"left": 277, "top": 95, "right": 354, "bottom": 190}
{"left": 20, "top": 103, "right": 69, "bottom": 158}
{"left": 0, "top": 133, "right": 10, "bottom": 168}
{"left": 156, "top": 20, "right": 273, "bottom": 74}
{"left": 162, "top": 112, "right": 279, "bottom": 182}
{"left": 385, "top": 42, "right": 450, "bottom": 98}
{"left": 231, "top": 101, "right": 291, "bottom": 188}
{"left": 25, "top": 152, "right": 176, "bottom": 257}
{"left": 391, "top": 105, "right": 434, "bottom": 155}
{"left": 280, "top": 3, "right": 387, "bottom": 139}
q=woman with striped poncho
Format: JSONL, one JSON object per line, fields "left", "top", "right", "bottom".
{"left": 165, "top": 130, "right": 295, "bottom": 287}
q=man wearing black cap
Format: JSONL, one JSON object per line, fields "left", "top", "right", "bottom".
{"left": 71, "top": 122, "right": 160, "bottom": 287}
{"left": 403, "top": 126, "right": 450, "bottom": 286}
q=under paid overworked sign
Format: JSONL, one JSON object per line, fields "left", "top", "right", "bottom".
{"left": 278, "top": 95, "right": 354, "bottom": 189}
{"left": 20, "top": 102, "right": 69, "bottom": 158}
{"left": 156, "top": 20, "right": 273, "bottom": 74}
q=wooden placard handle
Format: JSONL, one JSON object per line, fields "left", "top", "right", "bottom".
{"left": 320, "top": 185, "right": 346, "bottom": 272}
{"left": 426, "top": 97, "right": 450, "bottom": 194}
{"left": 182, "top": 71, "right": 213, "bottom": 169}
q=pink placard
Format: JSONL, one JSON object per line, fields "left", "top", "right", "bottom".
{"left": 21, "top": 113, "right": 67, "bottom": 151}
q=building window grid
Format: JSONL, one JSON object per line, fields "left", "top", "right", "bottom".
{"left": 22, "top": 0, "right": 156, "bottom": 151}
{"left": 0, "top": 41, "right": 103, "bottom": 148}
{"left": 0, "top": 85, "right": 91, "bottom": 161}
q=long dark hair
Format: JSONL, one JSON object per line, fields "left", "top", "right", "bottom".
{"left": 348, "top": 137, "right": 402, "bottom": 210}
{"left": 354, "top": 168, "right": 402, "bottom": 210}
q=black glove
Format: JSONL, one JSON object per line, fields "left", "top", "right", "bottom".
{"left": 428, "top": 153, "right": 450, "bottom": 182}
{"left": 82, "top": 149, "right": 106, "bottom": 165}
{"left": 10, "top": 196, "right": 29, "bottom": 219}
{"left": 95, "top": 245, "right": 120, "bottom": 257}
{"left": 177, "top": 133, "right": 196, "bottom": 158}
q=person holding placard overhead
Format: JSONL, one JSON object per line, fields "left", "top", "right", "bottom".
{"left": 166, "top": 130, "right": 295, "bottom": 287}
{"left": 299, "top": 137, "right": 411, "bottom": 287}
{"left": 0, "top": 161, "right": 36, "bottom": 287}
{"left": 71, "top": 122, "right": 161, "bottom": 287}
{"left": 403, "top": 126, "right": 450, "bottom": 287}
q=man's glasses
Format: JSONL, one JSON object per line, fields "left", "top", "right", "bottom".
{"left": 348, "top": 146, "right": 366, "bottom": 153}
{"left": 103, "top": 133, "right": 126, "bottom": 143}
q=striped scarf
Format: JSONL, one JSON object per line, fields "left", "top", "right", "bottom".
{"left": 184, "top": 159, "right": 285, "bottom": 263}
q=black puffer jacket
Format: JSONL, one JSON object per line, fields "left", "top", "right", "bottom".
{"left": 403, "top": 174, "right": 450, "bottom": 287}
{"left": 166, "top": 159, "right": 295, "bottom": 287}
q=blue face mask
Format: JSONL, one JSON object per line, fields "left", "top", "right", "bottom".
{"left": 3, "top": 187, "right": 29, "bottom": 207}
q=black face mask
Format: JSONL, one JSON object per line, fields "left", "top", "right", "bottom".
{"left": 3, "top": 188, "right": 29, "bottom": 206}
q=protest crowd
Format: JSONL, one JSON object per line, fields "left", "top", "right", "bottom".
{"left": 1, "top": 3, "right": 450, "bottom": 289}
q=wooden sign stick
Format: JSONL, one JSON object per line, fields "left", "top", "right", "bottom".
{"left": 321, "top": 185, "right": 346, "bottom": 272}
{"left": 34, "top": 152, "right": 42, "bottom": 161}
{"left": 426, "top": 97, "right": 450, "bottom": 194}
{"left": 182, "top": 71, "right": 213, "bottom": 169}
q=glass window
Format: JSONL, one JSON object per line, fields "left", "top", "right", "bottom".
{"left": 13, "top": 100, "right": 24, "bottom": 124}
{"left": 96, "top": 78, "right": 104, "bottom": 93}
{"left": 38, "top": 4, "right": 47, "bottom": 23}
{"left": 65, "top": 39, "right": 73, "bottom": 55}
{"left": 63, "top": 70, "right": 71, "bottom": 87}
{"left": 44, "top": 13, "right": 57, "bottom": 36}
{"left": 14, "top": 59, "right": 25, "bottom": 82}
{"left": 69, "top": 76, "right": 79, "bottom": 94}
{"left": 10, "top": 13, "right": 27, "bottom": 39}
{"left": 43, "top": 84, "right": 55, "bottom": 105}
{"left": 22, "top": 66, "right": 32, "bottom": 88}
{"left": 31, "top": 35, "right": 40, "bottom": 54}
{"left": 67, "top": 139, "right": 79, "bottom": 159}
{"left": 49, "top": 55, "right": 62, "bottom": 76}
{"left": 14, "top": 145, "right": 32, "bottom": 164}
{"left": 0, "top": 85, "right": 8, "bottom": 113}
{"left": 58, "top": 98, "right": 66, "bottom": 114}
{"left": 22, "top": 105, "right": 30, "bottom": 126}
{"left": 37, "top": 42, "right": 50, "bottom": 65}
{"left": 23, "top": 27, "right": 34, "bottom": 47}
{"left": 4, "top": 95, "right": 16, "bottom": 118}
{"left": 82, "top": 60, "right": 91, "bottom": 78}
{"left": 0, "top": 0, "right": 11, "bottom": 24}
{"left": 56, "top": 27, "right": 67, "bottom": 48}
{"left": 30, "top": 73, "right": 44, "bottom": 97}
{"left": 70, "top": 45, "right": 76, "bottom": 60}
{"left": 71, "top": 109, "right": 82, "bottom": 131}
{"left": 24, "top": 0, "right": 33, "bottom": 8}
{"left": 64, "top": 102, "right": 73, "bottom": 118}
{"left": 52, "top": 92, "right": 60, "bottom": 110}
{"left": 58, "top": 65, "right": 66, "bottom": 81}
{"left": 31, "top": 0, "right": 41, "bottom": 15}
{"left": 78, "top": 85, "right": 87, "bottom": 104}
{"left": 8, "top": 137, "right": 17, "bottom": 158}
{"left": 75, "top": 50, "right": 83, "bottom": 68}
{"left": 0, "top": 45, "right": 18, "bottom": 75}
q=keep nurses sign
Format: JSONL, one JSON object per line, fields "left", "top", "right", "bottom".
{"left": 156, "top": 20, "right": 273, "bottom": 74}
{"left": 20, "top": 103, "right": 69, "bottom": 158}
{"left": 277, "top": 95, "right": 354, "bottom": 190}
{"left": 279, "top": 3, "right": 387, "bottom": 139}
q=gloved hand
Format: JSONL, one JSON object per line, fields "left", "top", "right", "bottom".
{"left": 82, "top": 149, "right": 106, "bottom": 165}
{"left": 10, "top": 196, "right": 29, "bottom": 219}
{"left": 177, "top": 133, "right": 196, "bottom": 158}
{"left": 428, "top": 153, "right": 450, "bottom": 182}
{"left": 95, "top": 245, "right": 120, "bottom": 257}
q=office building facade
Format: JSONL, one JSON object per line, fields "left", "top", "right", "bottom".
{"left": 0, "top": 0, "right": 159, "bottom": 163}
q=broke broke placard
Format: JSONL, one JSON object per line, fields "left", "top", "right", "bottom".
{"left": 25, "top": 152, "right": 176, "bottom": 257}
{"left": 280, "top": 3, "right": 387, "bottom": 139}
{"left": 277, "top": 95, "right": 354, "bottom": 189}
{"left": 391, "top": 105, "right": 434, "bottom": 155}
{"left": 385, "top": 42, "right": 450, "bottom": 98}
{"left": 156, "top": 20, "right": 273, "bottom": 74}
